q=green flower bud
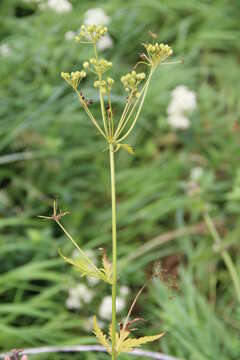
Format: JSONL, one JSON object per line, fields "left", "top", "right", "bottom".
{"left": 61, "top": 70, "right": 86, "bottom": 89}
{"left": 143, "top": 42, "right": 173, "bottom": 66}
{"left": 121, "top": 70, "right": 146, "bottom": 97}
{"left": 76, "top": 24, "right": 109, "bottom": 43}
{"left": 107, "top": 77, "right": 114, "bottom": 85}
{"left": 83, "top": 61, "right": 89, "bottom": 69}
{"left": 80, "top": 71, "right": 86, "bottom": 77}
{"left": 61, "top": 72, "right": 70, "bottom": 81}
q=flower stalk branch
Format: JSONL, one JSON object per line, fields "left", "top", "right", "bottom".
{"left": 109, "top": 143, "right": 117, "bottom": 359}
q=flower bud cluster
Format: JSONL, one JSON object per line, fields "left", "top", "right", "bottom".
{"left": 61, "top": 70, "right": 86, "bottom": 88}
{"left": 144, "top": 42, "right": 173, "bottom": 66}
{"left": 121, "top": 70, "right": 146, "bottom": 98}
{"left": 90, "top": 58, "right": 112, "bottom": 74}
{"left": 76, "top": 24, "right": 108, "bottom": 43}
{"left": 83, "top": 59, "right": 112, "bottom": 75}
{"left": 94, "top": 77, "right": 114, "bottom": 95}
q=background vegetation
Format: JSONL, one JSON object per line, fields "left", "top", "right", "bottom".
{"left": 0, "top": 0, "right": 240, "bottom": 359}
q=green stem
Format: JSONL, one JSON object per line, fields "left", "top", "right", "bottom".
{"left": 116, "top": 282, "right": 148, "bottom": 352}
{"left": 204, "top": 213, "right": 240, "bottom": 304}
{"left": 114, "top": 91, "right": 133, "bottom": 139}
{"left": 56, "top": 220, "right": 101, "bottom": 276}
{"left": 75, "top": 89, "right": 107, "bottom": 139}
{"left": 116, "top": 67, "right": 155, "bottom": 142}
{"left": 109, "top": 144, "right": 117, "bottom": 359}
{"left": 107, "top": 94, "right": 114, "bottom": 137}
{"left": 99, "top": 73, "right": 109, "bottom": 136}
{"left": 93, "top": 42, "right": 108, "bottom": 136}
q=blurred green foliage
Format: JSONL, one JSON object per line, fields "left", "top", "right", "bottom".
{"left": 0, "top": 0, "right": 240, "bottom": 359}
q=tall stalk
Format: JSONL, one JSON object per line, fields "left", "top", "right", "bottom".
{"left": 109, "top": 144, "right": 117, "bottom": 360}
{"left": 57, "top": 24, "right": 174, "bottom": 358}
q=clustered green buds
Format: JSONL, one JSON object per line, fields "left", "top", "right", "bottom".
{"left": 143, "top": 42, "right": 173, "bottom": 66}
{"left": 82, "top": 59, "right": 112, "bottom": 75}
{"left": 90, "top": 58, "right": 112, "bottom": 74}
{"left": 94, "top": 77, "right": 114, "bottom": 95}
{"left": 121, "top": 70, "right": 146, "bottom": 98}
{"left": 76, "top": 24, "right": 108, "bottom": 43}
{"left": 61, "top": 70, "right": 86, "bottom": 89}
{"left": 83, "top": 61, "right": 90, "bottom": 69}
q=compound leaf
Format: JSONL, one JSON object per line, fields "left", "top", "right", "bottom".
{"left": 93, "top": 316, "right": 111, "bottom": 354}
{"left": 118, "top": 332, "right": 164, "bottom": 353}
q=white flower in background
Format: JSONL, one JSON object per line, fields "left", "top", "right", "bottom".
{"left": 168, "top": 85, "right": 197, "bottom": 113}
{"left": 87, "top": 276, "right": 100, "bottom": 286}
{"left": 83, "top": 316, "right": 104, "bottom": 332}
{"left": 66, "top": 294, "right": 82, "bottom": 310}
{"left": 23, "top": 0, "right": 41, "bottom": 3}
{"left": 85, "top": 249, "right": 96, "bottom": 260}
{"left": 99, "top": 295, "right": 125, "bottom": 320}
{"left": 167, "top": 85, "right": 197, "bottom": 129}
{"left": 99, "top": 296, "right": 111, "bottom": 319}
{"left": 167, "top": 113, "right": 190, "bottom": 129}
{"left": 72, "top": 249, "right": 80, "bottom": 259}
{"left": 0, "top": 43, "right": 12, "bottom": 57}
{"left": 184, "top": 166, "right": 203, "bottom": 197}
{"left": 84, "top": 8, "right": 110, "bottom": 26}
{"left": 83, "top": 316, "right": 93, "bottom": 332}
{"left": 65, "top": 30, "right": 76, "bottom": 41}
{"left": 120, "top": 285, "right": 130, "bottom": 297}
{"left": 83, "top": 8, "right": 113, "bottom": 51}
{"left": 97, "top": 34, "right": 113, "bottom": 51}
{"left": 66, "top": 284, "right": 93, "bottom": 310}
{"left": 72, "top": 249, "right": 96, "bottom": 261}
{"left": 116, "top": 297, "right": 126, "bottom": 312}
{"left": 190, "top": 166, "right": 203, "bottom": 181}
{"left": 41, "top": 0, "right": 72, "bottom": 13}
{"left": 72, "top": 249, "right": 100, "bottom": 286}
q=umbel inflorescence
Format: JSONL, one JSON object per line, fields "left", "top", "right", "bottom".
{"left": 61, "top": 24, "right": 174, "bottom": 153}
{"left": 44, "top": 24, "right": 176, "bottom": 359}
